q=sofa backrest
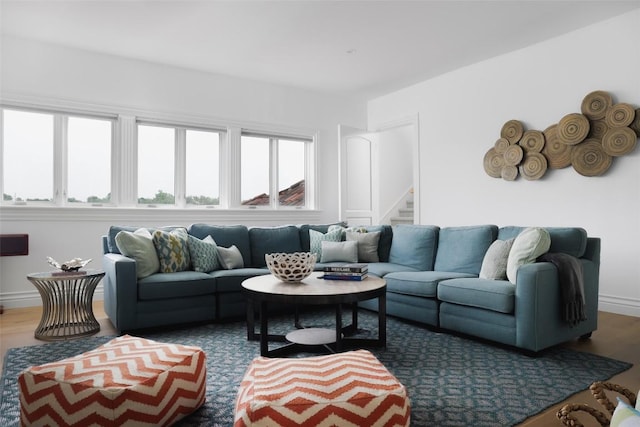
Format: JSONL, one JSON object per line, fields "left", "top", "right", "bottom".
{"left": 388, "top": 224, "right": 439, "bottom": 270}
{"left": 498, "top": 226, "right": 587, "bottom": 258}
{"left": 248, "top": 225, "right": 303, "bottom": 267}
{"left": 434, "top": 225, "right": 498, "bottom": 274}
{"left": 188, "top": 224, "right": 252, "bottom": 267}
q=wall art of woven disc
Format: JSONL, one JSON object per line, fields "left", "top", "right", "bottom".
{"left": 519, "top": 130, "right": 545, "bottom": 152}
{"left": 501, "top": 165, "right": 518, "bottom": 181}
{"left": 587, "top": 119, "right": 609, "bottom": 140}
{"left": 519, "top": 152, "right": 548, "bottom": 180}
{"left": 494, "top": 137, "right": 510, "bottom": 154}
{"left": 602, "top": 126, "right": 637, "bottom": 157}
{"left": 483, "top": 148, "right": 505, "bottom": 178}
{"left": 500, "top": 120, "right": 524, "bottom": 143}
{"left": 557, "top": 113, "right": 590, "bottom": 145}
{"left": 503, "top": 144, "right": 524, "bottom": 166}
{"left": 542, "top": 124, "right": 572, "bottom": 169}
{"left": 580, "top": 90, "right": 613, "bottom": 120}
{"left": 571, "top": 139, "right": 612, "bottom": 177}
{"left": 630, "top": 108, "right": 640, "bottom": 137}
{"left": 605, "top": 103, "right": 636, "bottom": 128}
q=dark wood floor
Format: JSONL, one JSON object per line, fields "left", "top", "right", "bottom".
{"left": 1, "top": 303, "right": 637, "bottom": 426}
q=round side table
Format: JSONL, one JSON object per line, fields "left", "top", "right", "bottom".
{"left": 26, "top": 269, "right": 104, "bottom": 341}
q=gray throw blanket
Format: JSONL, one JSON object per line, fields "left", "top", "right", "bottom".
{"left": 539, "top": 252, "right": 586, "bottom": 327}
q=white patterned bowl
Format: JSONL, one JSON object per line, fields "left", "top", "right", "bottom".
{"left": 265, "top": 252, "right": 316, "bottom": 283}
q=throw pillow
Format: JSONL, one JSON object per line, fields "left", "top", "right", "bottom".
{"left": 114, "top": 228, "right": 160, "bottom": 279}
{"left": 346, "top": 231, "right": 381, "bottom": 262}
{"left": 506, "top": 227, "right": 551, "bottom": 283}
{"left": 217, "top": 245, "right": 244, "bottom": 269}
{"left": 611, "top": 398, "right": 640, "bottom": 427}
{"left": 152, "top": 228, "right": 191, "bottom": 273}
{"left": 187, "top": 234, "right": 219, "bottom": 273}
{"left": 309, "top": 228, "right": 343, "bottom": 261}
{"left": 479, "top": 239, "right": 515, "bottom": 280}
{"left": 320, "top": 241, "right": 358, "bottom": 263}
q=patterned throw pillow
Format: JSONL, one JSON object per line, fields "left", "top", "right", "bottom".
{"left": 187, "top": 235, "right": 219, "bottom": 273}
{"left": 152, "top": 228, "right": 190, "bottom": 273}
{"left": 309, "top": 228, "right": 343, "bottom": 261}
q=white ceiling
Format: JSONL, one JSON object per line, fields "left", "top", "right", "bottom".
{"left": 2, "top": 0, "right": 639, "bottom": 97}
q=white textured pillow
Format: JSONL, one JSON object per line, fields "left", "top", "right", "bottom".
{"left": 217, "top": 245, "right": 244, "bottom": 270}
{"left": 506, "top": 227, "right": 551, "bottom": 283}
{"left": 320, "top": 241, "right": 358, "bottom": 263}
{"left": 114, "top": 228, "right": 160, "bottom": 279}
{"left": 479, "top": 239, "right": 515, "bottom": 280}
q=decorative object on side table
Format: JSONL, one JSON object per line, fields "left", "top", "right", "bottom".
{"left": 265, "top": 252, "right": 315, "bottom": 283}
{"left": 47, "top": 256, "right": 92, "bottom": 273}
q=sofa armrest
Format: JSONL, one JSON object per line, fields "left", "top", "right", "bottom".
{"left": 102, "top": 253, "right": 138, "bottom": 332}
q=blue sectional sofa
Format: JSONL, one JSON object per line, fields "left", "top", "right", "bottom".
{"left": 102, "top": 223, "right": 600, "bottom": 353}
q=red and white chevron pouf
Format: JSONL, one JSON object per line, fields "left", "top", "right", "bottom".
{"left": 234, "top": 349, "right": 410, "bottom": 427}
{"left": 18, "top": 335, "right": 206, "bottom": 426}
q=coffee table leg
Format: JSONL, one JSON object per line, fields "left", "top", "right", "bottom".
{"left": 247, "top": 299, "right": 256, "bottom": 340}
{"left": 335, "top": 304, "right": 343, "bottom": 352}
{"left": 260, "top": 301, "right": 269, "bottom": 356}
{"left": 379, "top": 293, "right": 387, "bottom": 347}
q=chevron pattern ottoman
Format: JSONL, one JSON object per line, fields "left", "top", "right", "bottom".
{"left": 234, "top": 349, "right": 410, "bottom": 426}
{"left": 18, "top": 335, "right": 206, "bottom": 426}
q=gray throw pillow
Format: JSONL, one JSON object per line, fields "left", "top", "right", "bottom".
{"left": 346, "top": 231, "right": 380, "bottom": 262}
{"left": 320, "top": 241, "right": 358, "bottom": 263}
{"left": 479, "top": 239, "right": 515, "bottom": 280}
{"left": 217, "top": 245, "right": 244, "bottom": 270}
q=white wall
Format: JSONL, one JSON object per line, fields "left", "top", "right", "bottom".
{"left": 368, "top": 9, "right": 640, "bottom": 316}
{"left": 0, "top": 36, "right": 367, "bottom": 308}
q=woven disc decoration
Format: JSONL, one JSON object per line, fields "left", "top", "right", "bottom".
{"left": 501, "top": 165, "right": 518, "bottom": 181}
{"left": 602, "top": 126, "right": 637, "bottom": 157}
{"left": 519, "top": 130, "right": 545, "bottom": 152}
{"left": 542, "top": 124, "right": 572, "bottom": 169}
{"left": 483, "top": 148, "right": 504, "bottom": 178}
{"left": 571, "top": 139, "right": 612, "bottom": 177}
{"left": 605, "top": 103, "right": 635, "bottom": 128}
{"left": 557, "top": 113, "right": 590, "bottom": 145}
{"left": 587, "top": 119, "right": 609, "bottom": 141}
{"left": 501, "top": 120, "right": 524, "bottom": 143}
{"left": 494, "top": 137, "right": 510, "bottom": 154}
{"left": 580, "top": 90, "right": 613, "bottom": 120}
{"left": 630, "top": 108, "right": 640, "bottom": 137}
{"left": 503, "top": 144, "right": 524, "bottom": 166}
{"left": 519, "top": 152, "right": 548, "bottom": 181}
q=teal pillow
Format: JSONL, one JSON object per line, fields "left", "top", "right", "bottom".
{"left": 114, "top": 228, "right": 160, "bottom": 279}
{"left": 309, "top": 228, "right": 343, "bottom": 261}
{"left": 320, "top": 241, "right": 358, "bottom": 263}
{"left": 152, "top": 228, "right": 190, "bottom": 273}
{"left": 187, "top": 234, "right": 219, "bottom": 273}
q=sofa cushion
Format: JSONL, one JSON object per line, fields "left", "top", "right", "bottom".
{"left": 389, "top": 224, "right": 439, "bottom": 270}
{"left": 153, "top": 228, "right": 191, "bottom": 273}
{"left": 138, "top": 271, "right": 216, "bottom": 300}
{"left": 114, "top": 228, "right": 160, "bottom": 279}
{"left": 188, "top": 224, "right": 251, "bottom": 266}
{"left": 479, "top": 239, "right": 515, "bottom": 280}
{"left": 498, "top": 226, "right": 587, "bottom": 258}
{"left": 346, "top": 230, "right": 381, "bottom": 262}
{"left": 209, "top": 268, "right": 270, "bottom": 293}
{"left": 187, "top": 234, "right": 220, "bottom": 272}
{"left": 438, "top": 278, "right": 516, "bottom": 314}
{"left": 434, "top": 225, "right": 498, "bottom": 274}
{"left": 249, "top": 225, "right": 302, "bottom": 267}
{"left": 506, "top": 227, "right": 551, "bottom": 283}
{"left": 385, "top": 271, "right": 476, "bottom": 298}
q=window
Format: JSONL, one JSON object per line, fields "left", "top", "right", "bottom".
{"left": 240, "top": 133, "right": 308, "bottom": 208}
{"left": 137, "top": 125, "right": 175, "bottom": 205}
{"left": 186, "top": 129, "right": 220, "bottom": 206}
{"left": 1, "top": 109, "right": 112, "bottom": 205}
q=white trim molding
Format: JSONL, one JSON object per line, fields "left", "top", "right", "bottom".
{"left": 599, "top": 294, "right": 640, "bottom": 317}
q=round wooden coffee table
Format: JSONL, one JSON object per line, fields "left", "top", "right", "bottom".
{"left": 242, "top": 272, "right": 386, "bottom": 357}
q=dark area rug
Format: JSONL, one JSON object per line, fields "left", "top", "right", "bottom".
{"left": 1, "top": 309, "right": 632, "bottom": 426}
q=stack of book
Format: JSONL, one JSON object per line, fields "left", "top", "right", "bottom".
{"left": 322, "top": 263, "right": 368, "bottom": 281}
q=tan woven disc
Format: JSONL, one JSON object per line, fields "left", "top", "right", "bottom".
{"left": 501, "top": 165, "right": 518, "bottom": 181}
{"left": 501, "top": 120, "right": 524, "bottom": 144}
{"left": 494, "top": 137, "right": 510, "bottom": 154}
{"left": 630, "top": 108, "right": 640, "bottom": 137}
{"left": 587, "top": 119, "right": 609, "bottom": 141}
{"left": 542, "top": 124, "right": 572, "bottom": 169}
{"left": 557, "top": 113, "right": 590, "bottom": 145}
{"left": 580, "top": 90, "right": 613, "bottom": 120}
{"left": 519, "top": 152, "right": 548, "bottom": 181}
{"left": 602, "top": 127, "right": 637, "bottom": 157}
{"left": 483, "top": 148, "right": 504, "bottom": 178}
{"left": 605, "top": 103, "right": 635, "bottom": 128}
{"left": 503, "top": 144, "right": 524, "bottom": 166}
{"left": 519, "top": 130, "right": 545, "bottom": 153}
{"left": 571, "top": 139, "right": 612, "bottom": 177}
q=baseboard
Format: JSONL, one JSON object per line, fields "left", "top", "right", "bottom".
{"left": 0, "top": 287, "right": 104, "bottom": 309}
{"left": 599, "top": 294, "right": 640, "bottom": 317}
